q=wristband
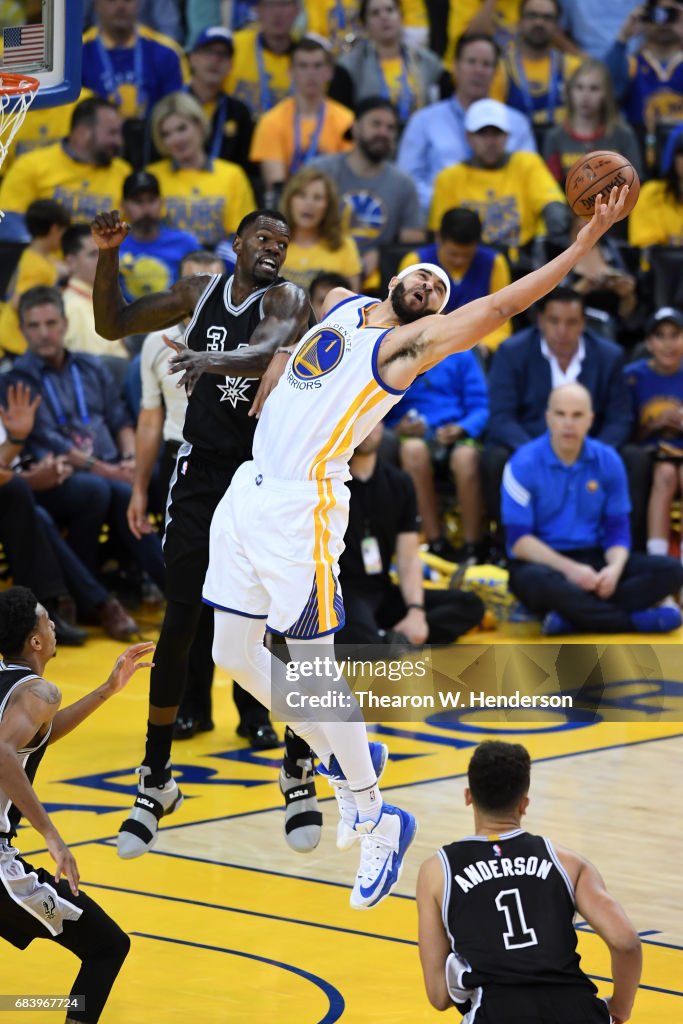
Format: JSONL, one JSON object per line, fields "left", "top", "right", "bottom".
{"left": 121, "top": 453, "right": 135, "bottom": 462}
{"left": 84, "top": 455, "right": 96, "bottom": 471}
{"left": 5, "top": 433, "right": 27, "bottom": 445}
{"left": 406, "top": 603, "right": 425, "bottom": 611}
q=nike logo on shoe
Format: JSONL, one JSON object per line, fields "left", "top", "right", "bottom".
{"left": 358, "top": 852, "right": 392, "bottom": 899}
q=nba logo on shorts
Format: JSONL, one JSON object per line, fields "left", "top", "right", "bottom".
{"left": 292, "top": 328, "right": 345, "bottom": 381}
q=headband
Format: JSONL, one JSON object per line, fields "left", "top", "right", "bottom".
{"left": 396, "top": 262, "right": 451, "bottom": 313}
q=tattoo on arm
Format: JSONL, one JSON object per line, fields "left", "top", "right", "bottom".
{"left": 28, "top": 680, "right": 61, "bottom": 705}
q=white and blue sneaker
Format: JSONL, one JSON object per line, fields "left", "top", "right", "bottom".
{"left": 350, "top": 803, "right": 417, "bottom": 910}
{"left": 316, "top": 742, "right": 389, "bottom": 851}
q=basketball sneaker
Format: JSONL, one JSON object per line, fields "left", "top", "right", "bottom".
{"left": 318, "top": 742, "right": 389, "bottom": 851}
{"left": 350, "top": 803, "right": 417, "bottom": 910}
{"left": 117, "top": 762, "right": 184, "bottom": 859}
{"left": 279, "top": 757, "right": 323, "bottom": 853}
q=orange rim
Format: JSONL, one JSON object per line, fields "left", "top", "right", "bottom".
{"left": 0, "top": 73, "right": 40, "bottom": 96}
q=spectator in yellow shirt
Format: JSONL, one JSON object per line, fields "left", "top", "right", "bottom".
{"left": 225, "top": 0, "right": 301, "bottom": 119}
{"left": 146, "top": 91, "right": 256, "bottom": 247}
{"left": 629, "top": 134, "right": 683, "bottom": 251}
{"left": 280, "top": 167, "right": 362, "bottom": 291}
{"left": 429, "top": 98, "right": 568, "bottom": 266}
{"left": 0, "top": 201, "right": 70, "bottom": 358}
{"left": 250, "top": 37, "right": 354, "bottom": 203}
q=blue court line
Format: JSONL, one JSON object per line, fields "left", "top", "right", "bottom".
{"left": 588, "top": 974, "right": 682, "bottom": 999}
{"left": 23, "top": 730, "right": 683, "bottom": 859}
{"left": 130, "top": 931, "right": 345, "bottom": 1024}
{"left": 82, "top": 878, "right": 416, "bottom": 944}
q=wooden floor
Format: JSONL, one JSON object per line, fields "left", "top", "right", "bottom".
{"left": 5, "top": 612, "right": 683, "bottom": 1023}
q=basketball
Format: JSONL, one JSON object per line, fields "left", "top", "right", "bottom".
{"left": 565, "top": 150, "right": 640, "bottom": 221}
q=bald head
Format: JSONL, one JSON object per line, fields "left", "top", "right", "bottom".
{"left": 546, "top": 383, "right": 594, "bottom": 460}
{"left": 547, "top": 383, "right": 593, "bottom": 414}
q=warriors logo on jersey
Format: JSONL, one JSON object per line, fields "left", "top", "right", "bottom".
{"left": 292, "top": 328, "right": 346, "bottom": 381}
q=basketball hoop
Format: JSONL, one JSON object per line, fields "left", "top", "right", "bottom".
{"left": 0, "top": 74, "right": 40, "bottom": 218}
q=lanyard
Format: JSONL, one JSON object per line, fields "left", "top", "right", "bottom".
{"left": 42, "top": 364, "right": 90, "bottom": 427}
{"left": 512, "top": 44, "right": 560, "bottom": 123}
{"left": 96, "top": 33, "right": 147, "bottom": 114}
{"left": 375, "top": 47, "right": 415, "bottom": 123}
{"left": 291, "top": 103, "right": 326, "bottom": 174}
{"left": 186, "top": 85, "right": 229, "bottom": 160}
{"left": 333, "top": 0, "right": 346, "bottom": 30}
{"left": 256, "top": 33, "right": 288, "bottom": 114}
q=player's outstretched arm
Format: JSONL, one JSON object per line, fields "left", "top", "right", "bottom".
{"left": 91, "top": 211, "right": 207, "bottom": 339}
{"left": 416, "top": 856, "right": 453, "bottom": 1011}
{"left": 49, "top": 643, "right": 155, "bottom": 743}
{"left": 415, "top": 186, "right": 629, "bottom": 373}
{"left": 563, "top": 847, "right": 642, "bottom": 1023}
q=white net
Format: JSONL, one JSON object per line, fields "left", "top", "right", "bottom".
{"left": 0, "top": 74, "right": 39, "bottom": 198}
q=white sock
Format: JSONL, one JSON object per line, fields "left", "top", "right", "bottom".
{"left": 352, "top": 782, "right": 383, "bottom": 823}
{"left": 647, "top": 537, "right": 669, "bottom": 556}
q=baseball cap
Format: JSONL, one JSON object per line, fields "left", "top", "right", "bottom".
{"left": 189, "top": 26, "right": 234, "bottom": 55}
{"left": 646, "top": 306, "right": 683, "bottom": 333}
{"left": 123, "top": 171, "right": 160, "bottom": 199}
{"left": 464, "top": 98, "right": 510, "bottom": 134}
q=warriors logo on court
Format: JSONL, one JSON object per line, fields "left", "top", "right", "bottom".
{"left": 292, "top": 328, "right": 345, "bottom": 381}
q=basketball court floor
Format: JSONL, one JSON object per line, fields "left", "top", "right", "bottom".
{"left": 4, "top": 612, "right": 682, "bottom": 1023}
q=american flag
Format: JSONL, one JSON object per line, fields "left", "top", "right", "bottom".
{"left": 2, "top": 25, "right": 46, "bottom": 68}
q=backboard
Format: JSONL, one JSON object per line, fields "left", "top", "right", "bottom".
{"left": 0, "top": 0, "right": 82, "bottom": 109}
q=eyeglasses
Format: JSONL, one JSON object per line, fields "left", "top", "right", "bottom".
{"left": 522, "top": 10, "right": 558, "bottom": 20}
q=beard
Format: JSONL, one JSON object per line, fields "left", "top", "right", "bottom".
{"left": 390, "top": 281, "right": 435, "bottom": 323}
{"left": 358, "top": 136, "right": 391, "bottom": 165}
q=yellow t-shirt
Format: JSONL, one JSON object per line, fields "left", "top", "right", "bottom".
{"left": 0, "top": 248, "right": 59, "bottom": 356}
{"left": 249, "top": 98, "right": 353, "bottom": 172}
{"left": 628, "top": 179, "right": 683, "bottom": 248}
{"left": 429, "top": 152, "right": 565, "bottom": 250}
{"left": 398, "top": 248, "right": 512, "bottom": 351}
{"left": 225, "top": 27, "right": 293, "bottom": 119}
{"left": 446, "top": 0, "right": 520, "bottom": 65}
{"left": 1, "top": 91, "right": 92, "bottom": 172}
{"left": 503, "top": 45, "right": 581, "bottom": 124}
{"left": 63, "top": 277, "right": 129, "bottom": 360}
{"left": 303, "top": 0, "right": 361, "bottom": 54}
{"left": 0, "top": 142, "right": 131, "bottom": 221}
{"left": 281, "top": 236, "right": 362, "bottom": 290}
{"left": 145, "top": 158, "right": 255, "bottom": 246}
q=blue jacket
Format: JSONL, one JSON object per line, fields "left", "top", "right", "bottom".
{"left": 384, "top": 349, "right": 489, "bottom": 439}
{"left": 486, "top": 327, "right": 632, "bottom": 450}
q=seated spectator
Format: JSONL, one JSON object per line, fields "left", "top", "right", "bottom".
{"left": 279, "top": 168, "right": 362, "bottom": 291}
{"left": 445, "top": 0, "right": 522, "bottom": 63}
{"left": 482, "top": 287, "right": 650, "bottom": 551}
{"left": 397, "top": 33, "right": 537, "bottom": 217}
{"left": 7, "top": 286, "right": 165, "bottom": 592}
{"left": 62, "top": 225, "right": 130, "bottom": 373}
{"left": 184, "top": 27, "right": 254, "bottom": 172}
{"left": 543, "top": 58, "right": 644, "bottom": 185}
{"left": 429, "top": 98, "right": 569, "bottom": 265}
{"left": 146, "top": 92, "right": 255, "bottom": 248}
{"left": 249, "top": 37, "right": 354, "bottom": 202}
{"left": 82, "top": 0, "right": 187, "bottom": 122}
{"left": 502, "top": 0, "right": 581, "bottom": 128}
{"left": 337, "top": 0, "right": 450, "bottom": 126}
{"left": 606, "top": 2, "right": 683, "bottom": 143}
{"left": 629, "top": 133, "right": 683, "bottom": 250}
{"left": 625, "top": 307, "right": 683, "bottom": 570}
{"left": 0, "top": 200, "right": 70, "bottom": 358}
{"left": 309, "top": 270, "right": 353, "bottom": 320}
{"left": 0, "top": 98, "right": 131, "bottom": 242}
{"left": 118, "top": 171, "right": 201, "bottom": 300}
{"left": 83, "top": 0, "right": 184, "bottom": 43}
{"left": 559, "top": 0, "right": 641, "bottom": 62}
{"left": 313, "top": 97, "right": 425, "bottom": 289}
{"left": 384, "top": 345, "right": 489, "bottom": 563}
{"left": 335, "top": 423, "right": 486, "bottom": 651}
{"left": 399, "top": 207, "right": 511, "bottom": 357}
{"left": 502, "top": 383, "right": 683, "bottom": 635}
{"left": 303, "top": 0, "right": 362, "bottom": 55}
{"left": 0, "top": 381, "right": 138, "bottom": 641}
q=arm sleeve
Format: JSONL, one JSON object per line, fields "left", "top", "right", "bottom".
{"left": 139, "top": 335, "right": 163, "bottom": 410}
{"left": 96, "top": 361, "right": 132, "bottom": 436}
{"left": 7, "top": 374, "right": 70, "bottom": 459}
{"left": 454, "top": 355, "right": 489, "bottom": 439}
{"left": 594, "top": 350, "right": 633, "bottom": 448}
{"left": 500, "top": 456, "right": 536, "bottom": 538}
{"left": 486, "top": 345, "right": 533, "bottom": 450}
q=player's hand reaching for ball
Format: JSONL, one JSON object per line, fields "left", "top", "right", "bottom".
{"left": 91, "top": 210, "right": 130, "bottom": 249}
{"left": 575, "top": 187, "right": 628, "bottom": 249}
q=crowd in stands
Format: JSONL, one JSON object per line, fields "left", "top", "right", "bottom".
{"left": 3, "top": 0, "right": 683, "bottom": 646}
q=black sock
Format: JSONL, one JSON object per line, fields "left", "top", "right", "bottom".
{"left": 283, "top": 727, "right": 314, "bottom": 776}
{"left": 143, "top": 722, "right": 175, "bottom": 778}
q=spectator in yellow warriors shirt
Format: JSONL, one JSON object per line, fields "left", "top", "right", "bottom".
{"left": 224, "top": 0, "right": 300, "bottom": 119}
{"left": 429, "top": 98, "right": 568, "bottom": 262}
{"left": 0, "top": 202, "right": 71, "bottom": 358}
{"left": 445, "top": 0, "right": 521, "bottom": 64}
{"left": 629, "top": 134, "right": 683, "bottom": 251}
{"left": 250, "top": 37, "right": 354, "bottom": 201}
{"left": 279, "top": 167, "right": 362, "bottom": 291}
{"left": 146, "top": 92, "right": 255, "bottom": 248}
{"left": 0, "top": 98, "right": 131, "bottom": 242}
{"left": 399, "top": 207, "right": 511, "bottom": 357}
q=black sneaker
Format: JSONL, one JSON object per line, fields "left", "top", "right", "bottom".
{"left": 427, "top": 536, "right": 460, "bottom": 563}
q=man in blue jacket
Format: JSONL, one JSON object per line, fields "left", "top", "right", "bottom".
{"left": 482, "top": 286, "right": 650, "bottom": 550}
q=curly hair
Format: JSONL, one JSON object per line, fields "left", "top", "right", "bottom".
{"left": 280, "top": 168, "right": 344, "bottom": 251}
{"left": 0, "top": 587, "right": 39, "bottom": 658}
{"left": 467, "top": 741, "right": 531, "bottom": 812}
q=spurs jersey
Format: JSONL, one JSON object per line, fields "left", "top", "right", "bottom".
{"left": 253, "top": 293, "right": 405, "bottom": 482}
{"left": 439, "top": 829, "right": 597, "bottom": 995}
{"left": 182, "top": 273, "right": 288, "bottom": 465}
{"left": 0, "top": 664, "right": 51, "bottom": 840}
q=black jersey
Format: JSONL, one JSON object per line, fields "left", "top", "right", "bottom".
{"left": 182, "top": 273, "right": 288, "bottom": 465}
{"left": 0, "top": 663, "right": 51, "bottom": 841}
{"left": 440, "top": 829, "right": 596, "bottom": 994}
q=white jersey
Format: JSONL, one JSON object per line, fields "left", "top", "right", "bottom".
{"left": 252, "top": 293, "right": 405, "bottom": 482}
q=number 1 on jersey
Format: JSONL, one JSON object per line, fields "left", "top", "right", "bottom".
{"left": 495, "top": 888, "right": 539, "bottom": 950}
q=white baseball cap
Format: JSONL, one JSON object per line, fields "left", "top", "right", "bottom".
{"left": 464, "top": 98, "right": 510, "bottom": 134}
